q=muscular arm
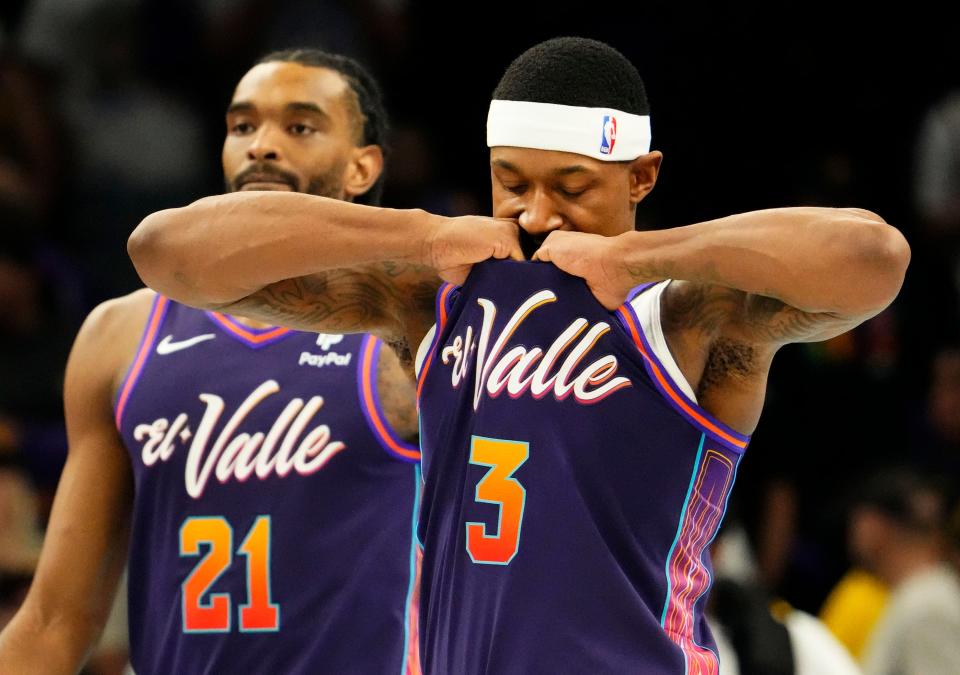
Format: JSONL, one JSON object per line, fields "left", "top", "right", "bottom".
{"left": 635, "top": 207, "right": 909, "bottom": 430}
{"left": 128, "top": 192, "right": 522, "bottom": 353}
{"left": 535, "top": 207, "right": 910, "bottom": 432}
{"left": 619, "top": 207, "right": 910, "bottom": 341}
{"left": 0, "top": 296, "right": 142, "bottom": 674}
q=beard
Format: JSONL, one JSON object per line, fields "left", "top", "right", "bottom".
{"left": 226, "top": 160, "right": 346, "bottom": 198}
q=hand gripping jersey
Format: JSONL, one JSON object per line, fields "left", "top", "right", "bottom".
{"left": 116, "top": 298, "right": 421, "bottom": 675}
{"left": 416, "top": 261, "right": 750, "bottom": 675}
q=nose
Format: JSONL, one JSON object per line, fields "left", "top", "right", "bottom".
{"left": 246, "top": 124, "right": 282, "bottom": 162}
{"left": 517, "top": 190, "right": 563, "bottom": 235}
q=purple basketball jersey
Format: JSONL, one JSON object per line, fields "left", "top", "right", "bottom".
{"left": 416, "top": 261, "right": 750, "bottom": 674}
{"left": 116, "top": 297, "right": 421, "bottom": 674}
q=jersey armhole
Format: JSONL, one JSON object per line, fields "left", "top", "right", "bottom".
{"left": 415, "top": 282, "right": 457, "bottom": 404}
{"left": 414, "top": 325, "right": 436, "bottom": 379}
{"left": 629, "top": 281, "right": 698, "bottom": 402}
{"left": 618, "top": 282, "right": 751, "bottom": 453}
{"left": 356, "top": 335, "right": 421, "bottom": 462}
{"left": 113, "top": 294, "right": 170, "bottom": 430}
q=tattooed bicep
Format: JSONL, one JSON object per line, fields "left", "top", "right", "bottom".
{"left": 739, "top": 294, "right": 863, "bottom": 345}
{"left": 663, "top": 280, "right": 864, "bottom": 347}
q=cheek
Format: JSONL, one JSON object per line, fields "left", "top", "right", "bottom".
{"left": 305, "top": 139, "right": 348, "bottom": 172}
{"left": 490, "top": 189, "right": 518, "bottom": 217}
{"left": 569, "top": 196, "right": 624, "bottom": 235}
{"left": 221, "top": 140, "right": 245, "bottom": 175}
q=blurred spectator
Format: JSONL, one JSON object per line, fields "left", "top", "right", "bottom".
{"left": 847, "top": 470, "right": 960, "bottom": 675}
{"left": 899, "top": 91, "right": 960, "bottom": 399}
{"left": 0, "top": 50, "right": 61, "bottom": 241}
{"left": 917, "top": 346, "right": 960, "bottom": 477}
{"left": 0, "top": 452, "right": 42, "bottom": 632}
{"left": 949, "top": 499, "right": 960, "bottom": 572}
{"left": 819, "top": 569, "right": 888, "bottom": 662}
{"left": 17, "top": 0, "right": 208, "bottom": 298}
{"left": 0, "top": 455, "right": 41, "bottom": 577}
{"left": 915, "top": 91, "right": 960, "bottom": 240}
{"left": 382, "top": 124, "right": 482, "bottom": 215}
{"left": 711, "top": 524, "right": 862, "bottom": 675}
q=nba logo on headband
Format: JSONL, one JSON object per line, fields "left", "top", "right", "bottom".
{"left": 600, "top": 115, "right": 617, "bottom": 155}
{"left": 486, "top": 100, "right": 650, "bottom": 161}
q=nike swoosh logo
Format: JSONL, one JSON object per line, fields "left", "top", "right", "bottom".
{"left": 156, "top": 333, "right": 216, "bottom": 355}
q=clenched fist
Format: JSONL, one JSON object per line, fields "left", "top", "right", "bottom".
{"left": 425, "top": 216, "right": 524, "bottom": 285}
{"left": 532, "top": 230, "right": 641, "bottom": 309}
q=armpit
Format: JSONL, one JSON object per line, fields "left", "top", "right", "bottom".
{"left": 697, "top": 337, "right": 759, "bottom": 398}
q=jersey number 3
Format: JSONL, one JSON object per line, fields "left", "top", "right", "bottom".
{"left": 466, "top": 435, "right": 529, "bottom": 565}
{"left": 180, "top": 515, "right": 280, "bottom": 633}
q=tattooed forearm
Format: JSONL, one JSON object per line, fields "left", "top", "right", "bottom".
{"left": 221, "top": 273, "right": 388, "bottom": 332}
{"left": 217, "top": 263, "right": 441, "bottom": 338}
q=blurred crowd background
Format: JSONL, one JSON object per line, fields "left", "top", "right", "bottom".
{"left": 1, "top": 1, "right": 959, "bottom": 673}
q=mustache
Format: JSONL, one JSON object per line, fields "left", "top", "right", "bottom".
{"left": 518, "top": 228, "right": 547, "bottom": 259}
{"left": 230, "top": 163, "right": 299, "bottom": 191}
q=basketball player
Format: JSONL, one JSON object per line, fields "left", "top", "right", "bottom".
{"left": 0, "top": 50, "right": 423, "bottom": 674}
{"left": 128, "top": 38, "right": 910, "bottom": 673}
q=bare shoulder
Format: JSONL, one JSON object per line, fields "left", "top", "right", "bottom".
{"left": 375, "top": 339, "right": 418, "bottom": 441}
{"left": 70, "top": 288, "right": 158, "bottom": 401}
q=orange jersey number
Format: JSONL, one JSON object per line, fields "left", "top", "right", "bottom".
{"left": 465, "top": 436, "right": 529, "bottom": 565}
{"left": 180, "top": 515, "right": 280, "bottom": 633}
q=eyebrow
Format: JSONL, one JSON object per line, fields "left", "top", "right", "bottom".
{"left": 491, "top": 158, "right": 591, "bottom": 176}
{"left": 553, "top": 165, "right": 590, "bottom": 176}
{"left": 226, "top": 101, "right": 330, "bottom": 119}
{"left": 226, "top": 101, "right": 255, "bottom": 115}
{"left": 491, "top": 159, "right": 520, "bottom": 172}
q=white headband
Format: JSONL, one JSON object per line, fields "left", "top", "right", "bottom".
{"left": 486, "top": 99, "right": 652, "bottom": 161}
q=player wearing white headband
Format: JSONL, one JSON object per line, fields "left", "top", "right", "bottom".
{"left": 130, "top": 37, "right": 909, "bottom": 673}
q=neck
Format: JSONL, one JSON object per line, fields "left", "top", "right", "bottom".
{"left": 879, "top": 542, "right": 943, "bottom": 587}
{"left": 226, "top": 314, "right": 274, "bottom": 330}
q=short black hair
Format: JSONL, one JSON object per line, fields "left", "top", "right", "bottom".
{"left": 492, "top": 37, "right": 650, "bottom": 115}
{"left": 257, "top": 48, "right": 389, "bottom": 206}
{"left": 853, "top": 469, "right": 947, "bottom": 534}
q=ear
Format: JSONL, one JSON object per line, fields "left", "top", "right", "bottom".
{"left": 628, "top": 150, "right": 663, "bottom": 204}
{"left": 343, "top": 144, "right": 385, "bottom": 201}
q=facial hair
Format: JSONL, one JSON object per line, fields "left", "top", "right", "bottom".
{"left": 226, "top": 158, "right": 347, "bottom": 198}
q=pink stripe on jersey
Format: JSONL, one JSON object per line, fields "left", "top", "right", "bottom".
{"left": 662, "top": 447, "right": 737, "bottom": 675}
{"left": 404, "top": 545, "right": 423, "bottom": 675}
